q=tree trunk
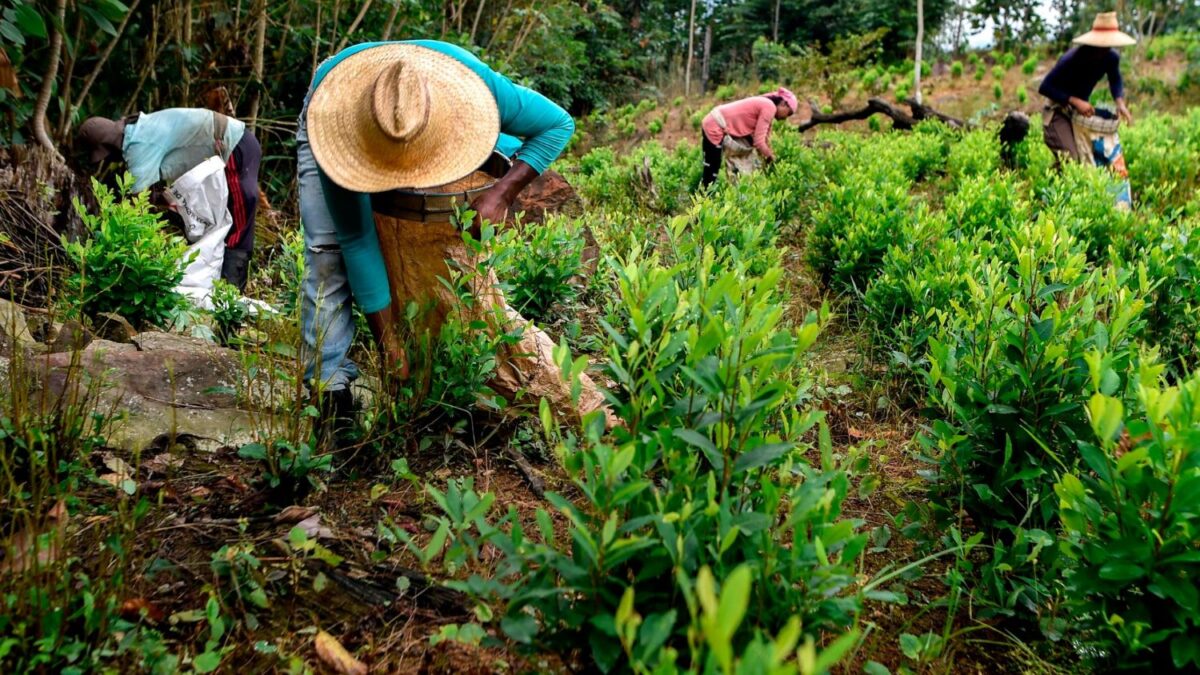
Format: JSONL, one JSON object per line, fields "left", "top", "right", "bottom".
{"left": 32, "top": 0, "right": 67, "bottom": 158}
{"left": 247, "top": 0, "right": 267, "bottom": 128}
{"left": 772, "top": 0, "right": 781, "bottom": 42}
{"left": 381, "top": 0, "right": 401, "bottom": 40}
{"left": 60, "top": 0, "right": 143, "bottom": 140}
{"left": 684, "top": 0, "right": 696, "bottom": 96}
{"left": 180, "top": 0, "right": 193, "bottom": 104}
{"left": 125, "top": 4, "right": 161, "bottom": 115}
{"left": 914, "top": 0, "right": 924, "bottom": 105}
{"left": 470, "top": 0, "right": 487, "bottom": 43}
{"left": 701, "top": 23, "right": 712, "bottom": 93}
{"left": 312, "top": 1, "right": 322, "bottom": 75}
{"left": 336, "top": 0, "right": 375, "bottom": 53}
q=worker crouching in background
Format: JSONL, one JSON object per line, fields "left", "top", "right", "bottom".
{"left": 700, "top": 87, "right": 798, "bottom": 188}
{"left": 77, "top": 109, "right": 261, "bottom": 290}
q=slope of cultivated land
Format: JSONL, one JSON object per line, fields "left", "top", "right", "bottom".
{"left": 3, "top": 68, "right": 1200, "bottom": 674}
{"left": 575, "top": 43, "right": 1200, "bottom": 158}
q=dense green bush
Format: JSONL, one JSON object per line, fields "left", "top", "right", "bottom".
{"left": 921, "top": 218, "right": 1149, "bottom": 530}
{"left": 1055, "top": 359, "right": 1200, "bottom": 670}
{"left": 950, "top": 60, "right": 963, "bottom": 78}
{"left": 493, "top": 216, "right": 585, "bottom": 321}
{"left": 808, "top": 168, "right": 914, "bottom": 292}
{"left": 64, "top": 175, "right": 190, "bottom": 328}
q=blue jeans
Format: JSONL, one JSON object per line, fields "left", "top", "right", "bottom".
{"left": 297, "top": 99, "right": 360, "bottom": 391}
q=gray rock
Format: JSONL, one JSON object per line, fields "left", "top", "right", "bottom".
{"left": 94, "top": 312, "right": 138, "bottom": 344}
{"left": 0, "top": 298, "right": 34, "bottom": 355}
{"left": 49, "top": 320, "right": 93, "bottom": 353}
{"left": 133, "top": 331, "right": 218, "bottom": 353}
{"left": 34, "top": 337, "right": 258, "bottom": 453}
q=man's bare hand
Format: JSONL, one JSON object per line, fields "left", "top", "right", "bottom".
{"left": 468, "top": 185, "right": 510, "bottom": 238}
{"left": 1116, "top": 99, "right": 1134, "bottom": 126}
{"left": 1069, "top": 97, "right": 1095, "bottom": 117}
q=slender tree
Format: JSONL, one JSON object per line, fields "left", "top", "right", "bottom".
{"left": 914, "top": 0, "right": 924, "bottom": 105}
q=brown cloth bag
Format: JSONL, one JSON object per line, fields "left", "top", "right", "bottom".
{"left": 372, "top": 212, "right": 613, "bottom": 427}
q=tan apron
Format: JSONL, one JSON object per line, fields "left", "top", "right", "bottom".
{"left": 709, "top": 109, "right": 760, "bottom": 182}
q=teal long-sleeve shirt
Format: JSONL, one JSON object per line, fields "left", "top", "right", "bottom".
{"left": 305, "top": 40, "right": 575, "bottom": 314}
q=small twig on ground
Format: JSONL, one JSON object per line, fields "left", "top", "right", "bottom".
{"left": 503, "top": 444, "right": 546, "bottom": 499}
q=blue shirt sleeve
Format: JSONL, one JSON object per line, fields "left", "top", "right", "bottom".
{"left": 318, "top": 170, "right": 393, "bottom": 314}
{"left": 492, "top": 81, "right": 575, "bottom": 174}
{"left": 1107, "top": 51, "right": 1124, "bottom": 100}
{"left": 1038, "top": 53, "right": 1072, "bottom": 105}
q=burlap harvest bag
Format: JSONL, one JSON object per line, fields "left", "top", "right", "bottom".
{"left": 369, "top": 155, "right": 610, "bottom": 426}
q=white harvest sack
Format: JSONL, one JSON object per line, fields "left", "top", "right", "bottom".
{"left": 165, "top": 155, "right": 231, "bottom": 243}
{"left": 166, "top": 156, "right": 232, "bottom": 308}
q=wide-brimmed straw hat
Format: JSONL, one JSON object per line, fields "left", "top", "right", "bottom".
{"left": 1073, "top": 13, "right": 1136, "bottom": 48}
{"left": 306, "top": 44, "right": 500, "bottom": 193}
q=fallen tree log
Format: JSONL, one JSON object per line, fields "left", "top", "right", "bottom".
{"left": 796, "top": 97, "right": 967, "bottom": 132}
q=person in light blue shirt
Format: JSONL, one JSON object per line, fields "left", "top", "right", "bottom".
{"left": 297, "top": 40, "right": 575, "bottom": 438}
{"left": 77, "top": 109, "right": 262, "bottom": 289}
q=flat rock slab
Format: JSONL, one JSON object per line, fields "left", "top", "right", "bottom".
{"left": 36, "top": 333, "right": 259, "bottom": 453}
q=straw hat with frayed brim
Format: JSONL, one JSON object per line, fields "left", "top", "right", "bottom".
{"left": 1073, "top": 12, "right": 1136, "bottom": 48}
{"left": 306, "top": 44, "right": 500, "bottom": 193}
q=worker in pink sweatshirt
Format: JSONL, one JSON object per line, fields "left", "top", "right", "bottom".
{"left": 700, "top": 88, "right": 798, "bottom": 188}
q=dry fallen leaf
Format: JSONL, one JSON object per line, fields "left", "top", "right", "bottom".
{"left": 273, "top": 505, "right": 318, "bottom": 524}
{"left": 848, "top": 427, "right": 866, "bottom": 439}
{"left": 297, "top": 514, "right": 335, "bottom": 540}
{"left": 120, "top": 598, "right": 165, "bottom": 622}
{"left": 143, "top": 453, "right": 185, "bottom": 475}
{"left": 314, "top": 630, "right": 367, "bottom": 675}
{"left": 102, "top": 453, "right": 136, "bottom": 481}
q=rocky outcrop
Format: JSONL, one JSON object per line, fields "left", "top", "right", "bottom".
{"left": 33, "top": 329, "right": 259, "bottom": 453}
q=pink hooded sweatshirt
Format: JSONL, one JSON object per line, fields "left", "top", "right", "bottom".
{"left": 702, "top": 88, "right": 797, "bottom": 161}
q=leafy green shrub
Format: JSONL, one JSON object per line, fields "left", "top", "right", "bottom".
{"left": 1055, "top": 359, "right": 1200, "bottom": 670}
{"left": 808, "top": 167, "right": 914, "bottom": 292}
{"left": 1022, "top": 54, "right": 1039, "bottom": 75}
{"left": 0, "top": 353, "right": 170, "bottom": 673}
{"left": 715, "top": 84, "right": 736, "bottom": 100}
{"left": 211, "top": 279, "right": 248, "bottom": 346}
{"left": 921, "top": 217, "right": 1149, "bottom": 531}
{"left": 64, "top": 174, "right": 190, "bottom": 328}
{"left": 973, "top": 65, "right": 985, "bottom": 81}
{"left": 895, "top": 81, "right": 911, "bottom": 101}
{"left": 493, "top": 216, "right": 585, "bottom": 321}
{"left": 950, "top": 61, "right": 963, "bottom": 78}
{"left": 1017, "top": 84, "right": 1027, "bottom": 103}
{"left": 1036, "top": 162, "right": 1137, "bottom": 262}
{"left": 1140, "top": 221, "right": 1200, "bottom": 376}
{"left": 945, "top": 128, "right": 999, "bottom": 185}
{"left": 648, "top": 118, "right": 663, "bottom": 135}
{"left": 415, "top": 250, "right": 862, "bottom": 671}
{"left": 672, "top": 95, "right": 684, "bottom": 107}
{"left": 1001, "top": 52, "right": 1016, "bottom": 70}
{"left": 993, "top": 83, "right": 1003, "bottom": 100}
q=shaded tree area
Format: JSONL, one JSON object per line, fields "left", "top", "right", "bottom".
{"left": 1, "top": 0, "right": 1197, "bottom": 206}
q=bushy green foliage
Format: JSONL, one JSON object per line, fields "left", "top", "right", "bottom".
{"left": 950, "top": 60, "right": 963, "bottom": 78}
{"left": 993, "top": 83, "right": 1003, "bottom": 100}
{"left": 1022, "top": 54, "right": 1039, "bottom": 75}
{"left": 493, "top": 216, "right": 585, "bottom": 321}
{"left": 1001, "top": 52, "right": 1016, "bottom": 70}
{"left": 1056, "top": 359, "right": 1200, "bottom": 670}
{"left": 64, "top": 175, "right": 190, "bottom": 328}
{"left": 920, "top": 218, "right": 1149, "bottom": 530}
{"left": 973, "top": 65, "right": 985, "bottom": 81}
{"left": 370, "top": 163, "right": 869, "bottom": 672}
{"left": 211, "top": 279, "right": 248, "bottom": 345}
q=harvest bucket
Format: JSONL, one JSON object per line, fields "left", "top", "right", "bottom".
{"left": 368, "top": 154, "right": 611, "bottom": 425}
